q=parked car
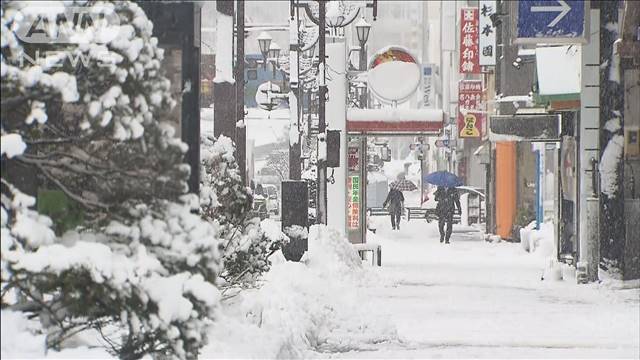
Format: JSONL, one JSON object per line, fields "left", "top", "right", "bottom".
{"left": 263, "top": 184, "right": 280, "bottom": 215}
{"left": 250, "top": 195, "right": 269, "bottom": 220}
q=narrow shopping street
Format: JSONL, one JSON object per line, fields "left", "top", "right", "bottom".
{"left": 316, "top": 220, "right": 640, "bottom": 359}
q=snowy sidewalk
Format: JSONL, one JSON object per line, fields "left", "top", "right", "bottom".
{"left": 316, "top": 220, "right": 640, "bottom": 359}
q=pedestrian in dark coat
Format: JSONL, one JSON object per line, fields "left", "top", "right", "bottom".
{"left": 434, "top": 186, "right": 461, "bottom": 243}
{"left": 383, "top": 188, "right": 404, "bottom": 230}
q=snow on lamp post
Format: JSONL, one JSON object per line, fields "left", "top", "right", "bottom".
{"left": 257, "top": 31, "right": 272, "bottom": 70}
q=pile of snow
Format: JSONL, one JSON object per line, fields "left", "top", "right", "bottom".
{"left": 519, "top": 221, "right": 578, "bottom": 282}
{"left": 520, "top": 221, "right": 554, "bottom": 256}
{"left": 202, "top": 225, "right": 398, "bottom": 358}
{"left": 1, "top": 310, "right": 110, "bottom": 359}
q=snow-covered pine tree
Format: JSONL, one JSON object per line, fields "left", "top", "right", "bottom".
{"left": 1, "top": 2, "right": 221, "bottom": 358}
{"left": 200, "top": 135, "right": 287, "bottom": 285}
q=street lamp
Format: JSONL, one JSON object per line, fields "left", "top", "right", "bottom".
{"left": 268, "top": 41, "right": 281, "bottom": 61}
{"left": 355, "top": 16, "right": 371, "bottom": 47}
{"left": 512, "top": 56, "right": 535, "bottom": 70}
{"left": 355, "top": 16, "right": 371, "bottom": 108}
{"left": 355, "top": 16, "right": 371, "bottom": 71}
{"left": 268, "top": 41, "right": 281, "bottom": 78}
{"left": 257, "top": 31, "right": 272, "bottom": 69}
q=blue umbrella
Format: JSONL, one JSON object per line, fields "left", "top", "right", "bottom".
{"left": 423, "top": 171, "right": 463, "bottom": 187}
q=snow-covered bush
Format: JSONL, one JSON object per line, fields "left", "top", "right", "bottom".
{"left": 202, "top": 224, "right": 398, "bottom": 358}
{"left": 1, "top": 2, "right": 221, "bottom": 358}
{"left": 200, "top": 135, "right": 287, "bottom": 285}
{"left": 200, "top": 135, "right": 251, "bottom": 227}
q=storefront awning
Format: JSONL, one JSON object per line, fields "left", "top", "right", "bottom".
{"left": 489, "top": 114, "right": 561, "bottom": 142}
{"left": 346, "top": 108, "right": 444, "bottom": 134}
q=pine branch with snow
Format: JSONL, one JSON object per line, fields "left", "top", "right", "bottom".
{"left": 2, "top": 1, "right": 187, "bottom": 220}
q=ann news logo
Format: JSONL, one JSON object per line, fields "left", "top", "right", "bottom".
{"left": 14, "top": 5, "right": 120, "bottom": 44}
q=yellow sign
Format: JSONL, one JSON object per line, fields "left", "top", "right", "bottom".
{"left": 459, "top": 113, "right": 481, "bottom": 138}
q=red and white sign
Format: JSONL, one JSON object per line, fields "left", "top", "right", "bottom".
{"left": 457, "top": 80, "right": 484, "bottom": 138}
{"left": 459, "top": 8, "right": 480, "bottom": 74}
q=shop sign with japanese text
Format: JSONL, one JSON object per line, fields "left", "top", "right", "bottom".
{"left": 459, "top": 8, "right": 480, "bottom": 74}
{"left": 479, "top": 0, "right": 496, "bottom": 66}
{"left": 347, "top": 176, "right": 360, "bottom": 229}
{"left": 348, "top": 146, "right": 360, "bottom": 172}
{"left": 457, "top": 80, "right": 484, "bottom": 138}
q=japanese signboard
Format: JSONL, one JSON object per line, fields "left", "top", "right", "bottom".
{"left": 347, "top": 176, "right": 360, "bottom": 230}
{"left": 479, "top": 0, "right": 496, "bottom": 66}
{"left": 459, "top": 8, "right": 480, "bottom": 74}
{"left": 348, "top": 146, "right": 360, "bottom": 172}
{"left": 457, "top": 80, "right": 484, "bottom": 138}
{"left": 422, "top": 64, "right": 435, "bottom": 108}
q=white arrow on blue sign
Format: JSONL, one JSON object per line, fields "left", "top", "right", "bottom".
{"left": 514, "top": 0, "right": 589, "bottom": 44}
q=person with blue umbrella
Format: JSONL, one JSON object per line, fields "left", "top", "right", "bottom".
{"left": 424, "top": 171, "right": 462, "bottom": 244}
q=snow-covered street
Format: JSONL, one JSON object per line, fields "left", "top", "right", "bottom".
{"left": 313, "top": 220, "right": 640, "bottom": 359}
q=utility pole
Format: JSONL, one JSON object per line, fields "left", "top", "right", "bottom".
{"left": 214, "top": 0, "right": 236, "bottom": 140}
{"left": 317, "top": 0, "right": 327, "bottom": 224}
{"left": 598, "top": 0, "right": 625, "bottom": 270}
{"left": 288, "top": 0, "right": 302, "bottom": 180}
{"left": 235, "top": 0, "right": 246, "bottom": 184}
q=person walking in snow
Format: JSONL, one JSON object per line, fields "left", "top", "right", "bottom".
{"left": 383, "top": 187, "right": 404, "bottom": 230}
{"left": 434, "top": 186, "right": 461, "bottom": 243}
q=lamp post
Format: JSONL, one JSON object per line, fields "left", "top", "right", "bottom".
{"left": 355, "top": 16, "right": 371, "bottom": 109}
{"left": 236, "top": 0, "right": 246, "bottom": 185}
{"left": 257, "top": 31, "right": 272, "bottom": 69}
{"left": 355, "top": 16, "right": 371, "bottom": 71}
{"left": 317, "top": 0, "right": 327, "bottom": 224}
{"left": 268, "top": 41, "right": 281, "bottom": 78}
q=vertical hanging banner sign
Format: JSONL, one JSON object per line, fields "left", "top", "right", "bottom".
{"left": 347, "top": 176, "right": 360, "bottom": 229}
{"left": 457, "top": 80, "right": 484, "bottom": 138}
{"left": 459, "top": 8, "right": 480, "bottom": 74}
{"left": 479, "top": 0, "right": 496, "bottom": 66}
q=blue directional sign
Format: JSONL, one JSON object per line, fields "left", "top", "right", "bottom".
{"left": 515, "top": 0, "right": 589, "bottom": 44}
